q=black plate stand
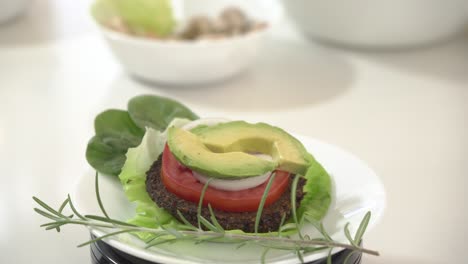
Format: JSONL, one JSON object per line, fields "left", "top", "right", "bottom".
{"left": 90, "top": 235, "right": 362, "bottom": 264}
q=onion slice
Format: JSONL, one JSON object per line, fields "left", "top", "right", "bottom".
{"left": 192, "top": 154, "right": 273, "bottom": 191}
{"left": 192, "top": 171, "right": 271, "bottom": 191}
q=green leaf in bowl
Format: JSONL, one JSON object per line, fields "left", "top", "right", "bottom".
{"left": 91, "top": 0, "right": 176, "bottom": 37}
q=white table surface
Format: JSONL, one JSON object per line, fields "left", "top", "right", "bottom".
{"left": 1, "top": 1, "right": 467, "bottom": 263}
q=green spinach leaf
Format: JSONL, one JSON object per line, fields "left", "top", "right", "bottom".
{"left": 86, "top": 96, "right": 198, "bottom": 176}
{"left": 128, "top": 95, "right": 199, "bottom": 131}
{"left": 86, "top": 110, "right": 144, "bottom": 176}
{"left": 94, "top": 109, "right": 145, "bottom": 138}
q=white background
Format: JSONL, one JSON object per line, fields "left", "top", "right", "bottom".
{"left": 0, "top": 0, "right": 467, "bottom": 263}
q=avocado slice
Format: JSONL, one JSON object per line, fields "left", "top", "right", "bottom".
{"left": 167, "top": 126, "right": 278, "bottom": 179}
{"left": 193, "top": 121, "right": 310, "bottom": 176}
{"left": 167, "top": 121, "right": 310, "bottom": 179}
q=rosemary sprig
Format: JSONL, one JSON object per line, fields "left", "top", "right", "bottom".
{"left": 33, "top": 172, "right": 380, "bottom": 263}
{"left": 255, "top": 172, "right": 276, "bottom": 233}
{"left": 197, "top": 178, "right": 212, "bottom": 229}
{"left": 291, "top": 174, "right": 303, "bottom": 239}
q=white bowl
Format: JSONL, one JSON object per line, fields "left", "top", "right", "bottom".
{"left": 99, "top": 26, "right": 268, "bottom": 85}
{"left": 282, "top": 0, "right": 468, "bottom": 48}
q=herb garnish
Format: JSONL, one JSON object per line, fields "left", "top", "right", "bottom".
{"left": 33, "top": 172, "right": 379, "bottom": 263}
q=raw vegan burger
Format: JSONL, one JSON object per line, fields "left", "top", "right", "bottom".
{"left": 118, "top": 117, "right": 332, "bottom": 236}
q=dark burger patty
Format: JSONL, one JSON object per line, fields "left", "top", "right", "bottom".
{"left": 146, "top": 157, "right": 306, "bottom": 233}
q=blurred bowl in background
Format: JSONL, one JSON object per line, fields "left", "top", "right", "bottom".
{"left": 100, "top": 25, "right": 268, "bottom": 86}
{"left": 0, "top": 0, "right": 30, "bottom": 24}
{"left": 282, "top": 0, "right": 468, "bottom": 49}
{"left": 94, "top": 0, "right": 276, "bottom": 86}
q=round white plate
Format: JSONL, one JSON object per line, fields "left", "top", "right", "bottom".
{"left": 73, "top": 134, "right": 385, "bottom": 264}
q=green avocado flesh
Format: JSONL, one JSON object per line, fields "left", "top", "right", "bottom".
{"left": 167, "top": 127, "right": 277, "bottom": 179}
{"left": 167, "top": 121, "right": 310, "bottom": 179}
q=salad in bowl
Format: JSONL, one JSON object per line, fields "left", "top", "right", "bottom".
{"left": 90, "top": 0, "right": 269, "bottom": 85}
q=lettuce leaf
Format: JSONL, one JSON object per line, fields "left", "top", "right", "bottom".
{"left": 298, "top": 153, "right": 332, "bottom": 221}
{"left": 91, "top": 0, "right": 175, "bottom": 36}
{"left": 118, "top": 118, "right": 191, "bottom": 238}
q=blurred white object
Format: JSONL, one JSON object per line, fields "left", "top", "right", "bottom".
{"left": 100, "top": 26, "right": 268, "bottom": 85}
{"left": 0, "top": 0, "right": 30, "bottom": 24}
{"left": 282, "top": 0, "right": 468, "bottom": 48}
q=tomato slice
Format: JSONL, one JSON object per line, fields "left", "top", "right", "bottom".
{"left": 161, "top": 144, "right": 290, "bottom": 212}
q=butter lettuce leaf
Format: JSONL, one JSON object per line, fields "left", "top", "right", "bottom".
{"left": 118, "top": 118, "right": 191, "bottom": 237}
{"left": 298, "top": 153, "right": 332, "bottom": 221}
{"left": 91, "top": 0, "right": 175, "bottom": 37}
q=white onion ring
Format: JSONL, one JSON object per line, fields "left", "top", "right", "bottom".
{"left": 192, "top": 154, "right": 273, "bottom": 191}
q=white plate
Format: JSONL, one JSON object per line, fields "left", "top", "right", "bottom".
{"left": 72, "top": 134, "right": 385, "bottom": 264}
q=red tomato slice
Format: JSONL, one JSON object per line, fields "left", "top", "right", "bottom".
{"left": 161, "top": 144, "right": 290, "bottom": 212}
